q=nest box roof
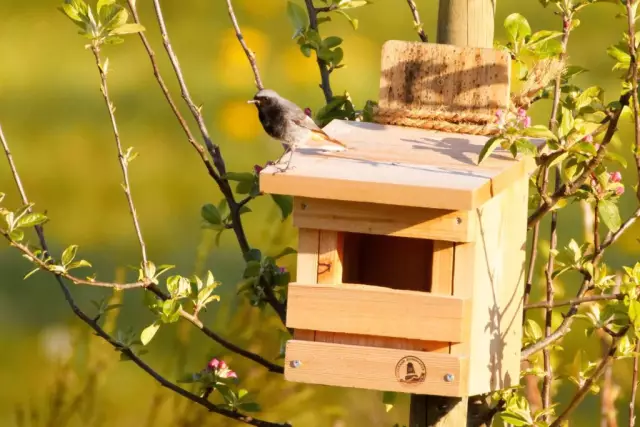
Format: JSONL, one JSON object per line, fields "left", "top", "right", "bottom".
{"left": 259, "top": 119, "right": 539, "bottom": 211}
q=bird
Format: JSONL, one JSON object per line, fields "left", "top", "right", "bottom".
{"left": 248, "top": 89, "right": 347, "bottom": 172}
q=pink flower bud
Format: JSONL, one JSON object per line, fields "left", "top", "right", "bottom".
{"left": 517, "top": 107, "right": 527, "bottom": 118}
{"left": 208, "top": 358, "right": 220, "bottom": 370}
{"left": 219, "top": 360, "right": 227, "bottom": 370}
{"left": 583, "top": 134, "right": 593, "bottom": 143}
{"left": 304, "top": 107, "right": 312, "bottom": 117}
{"left": 228, "top": 371, "right": 238, "bottom": 379}
{"left": 616, "top": 186, "right": 625, "bottom": 196}
{"left": 522, "top": 116, "right": 532, "bottom": 128}
{"left": 563, "top": 18, "right": 570, "bottom": 30}
{"left": 278, "top": 266, "right": 287, "bottom": 274}
{"left": 610, "top": 171, "right": 622, "bottom": 183}
{"left": 253, "top": 164, "right": 263, "bottom": 174}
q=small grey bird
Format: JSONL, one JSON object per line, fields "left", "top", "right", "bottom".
{"left": 248, "top": 89, "right": 347, "bottom": 171}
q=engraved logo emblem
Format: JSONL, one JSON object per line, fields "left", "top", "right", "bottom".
{"left": 395, "top": 356, "right": 426, "bottom": 384}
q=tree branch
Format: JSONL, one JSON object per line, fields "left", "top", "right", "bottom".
{"left": 225, "top": 0, "right": 264, "bottom": 90}
{"left": 0, "top": 124, "right": 288, "bottom": 427}
{"left": 405, "top": 0, "right": 428, "bottom": 42}
{"left": 90, "top": 45, "right": 148, "bottom": 268}
{"left": 525, "top": 293, "right": 624, "bottom": 310}
{"left": 304, "top": 0, "right": 333, "bottom": 103}
{"left": 550, "top": 333, "right": 623, "bottom": 427}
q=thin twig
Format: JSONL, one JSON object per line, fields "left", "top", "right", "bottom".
{"left": 225, "top": 0, "right": 264, "bottom": 90}
{"left": 626, "top": 0, "right": 640, "bottom": 202}
{"left": 90, "top": 45, "right": 148, "bottom": 269}
{"left": 631, "top": 341, "right": 640, "bottom": 427}
{"left": 304, "top": 0, "right": 333, "bottom": 103}
{"left": 405, "top": 0, "right": 428, "bottom": 42}
{"left": 0, "top": 124, "right": 288, "bottom": 427}
{"left": 525, "top": 293, "right": 624, "bottom": 310}
{"left": 550, "top": 333, "right": 623, "bottom": 427}
{"left": 125, "top": 0, "right": 220, "bottom": 185}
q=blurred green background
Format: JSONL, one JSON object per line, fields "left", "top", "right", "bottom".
{"left": 1, "top": 0, "right": 639, "bottom": 426}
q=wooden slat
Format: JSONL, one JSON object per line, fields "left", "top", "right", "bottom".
{"left": 314, "top": 230, "right": 344, "bottom": 343}
{"left": 293, "top": 228, "right": 320, "bottom": 341}
{"left": 285, "top": 340, "right": 468, "bottom": 397}
{"left": 378, "top": 41, "right": 509, "bottom": 116}
{"left": 287, "top": 282, "right": 470, "bottom": 343}
{"left": 431, "top": 241, "right": 455, "bottom": 294}
{"left": 293, "top": 197, "right": 473, "bottom": 243}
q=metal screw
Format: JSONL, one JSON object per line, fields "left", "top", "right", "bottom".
{"left": 444, "top": 373, "right": 454, "bottom": 382}
{"left": 290, "top": 360, "right": 302, "bottom": 368}
{"left": 456, "top": 217, "right": 462, "bottom": 225}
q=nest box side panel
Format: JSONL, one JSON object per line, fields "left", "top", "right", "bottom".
{"left": 378, "top": 41, "right": 510, "bottom": 116}
{"left": 458, "top": 175, "right": 528, "bottom": 396}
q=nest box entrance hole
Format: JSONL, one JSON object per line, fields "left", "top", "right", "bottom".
{"left": 301, "top": 229, "right": 455, "bottom": 354}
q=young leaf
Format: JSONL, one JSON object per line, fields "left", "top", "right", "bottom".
{"left": 140, "top": 321, "right": 160, "bottom": 346}
{"left": 97, "top": 0, "right": 116, "bottom": 13}
{"left": 522, "top": 125, "right": 556, "bottom": 140}
{"left": 238, "top": 402, "right": 262, "bottom": 412}
{"left": 61, "top": 245, "right": 78, "bottom": 266}
{"left": 478, "top": 136, "right": 504, "bottom": 164}
{"left": 9, "top": 229, "right": 24, "bottom": 242}
{"left": 286, "top": 1, "right": 308, "bottom": 38}
{"left": 17, "top": 213, "right": 48, "bottom": 229}
{"left": 224, "top": 172, "right": 254, "bottom": 182}
{"left": 598, "top": 199, "right": 621, "bottom": 232}
{"left": 109, "top": 23, "right": 145, "bottom": 35}
{"left": 271, "top": 194, "right": 293, "bottom": 220}
{"left": 504, "top": 13, "right": 531, "bottom": 44}
{"left": 201, "top": 204, "right": 222, "bottom": 225}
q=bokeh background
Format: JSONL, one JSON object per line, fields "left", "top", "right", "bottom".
{"left": 0, "top": 0, "right": 639, "bottom": 426}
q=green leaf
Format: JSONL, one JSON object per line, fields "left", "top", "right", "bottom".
{"left": 244, "top": 248, "right": 262, "bottom": 262}
{"left": 514, "top": 139, "right": 538, "bottom": 157}
{"left": 522, "top": 125, "right": 556, "bottom": 140}
{"left": 224, "top": 172, "right": 255, "bottom": 182}
{"left": 201, "top": 204, "right": 222, "bottom": 225}
{"left": 238, "top": 402, "right": 262, "bottom": 412}
{"left": 498, "top": 409, "right": 534, "bottom": 426}
{"left": 332, "top": 47, "right": 344, "bottom": 66}
{"left": 323, "top": 36, "right": 343, "bottom": 48}
{"left": 67, "top": 260, "right": 92, "bottom": 270}
{"left": 271, "top": 194, "right": 293, "bottom": 220}
{"left": 575, "top": 86, "right": 604, "bottom": 111}
{"left": 598, "top": 199, "right": 621, "bottom": 232}
{"left": 61, "top": 245, "right": 78, "bottom": 266}
{"left": 287, "top": 1, "right": 308, "bottom": 38}
{"left": 59, "top": 3, "right": 83, "bottom": 22}
{"left": 570, "top": 142, "right": 597, "bottom": 156}
{"left": 559, "top": 107, "right": 574, "bottom": 138}
{"left": 606, "top": 44, "right": 631, "bottom": 65}
{"left": 526, "top": 30, "right": 562, "bottom": 47}
{"left": 109, "top": 23, "right": 146, "bottom": 35}
{"left": 605, "top": 151, "right": 628, "bottom": 168}
{"left": 9, "top": 229, "right": 24, "bottom": 242}
{"left": 504, "top": 13, "right": 531, "bottom": 44}
{"left": 478, "top": 136, "right": 504, "bottom": 164}
{"left": 140, "top": 321, "right": 160, "bottom": 346}
{"left": 336, "top": 10, "right": 358, "bottom": 30}
{"left": 97, "top": 0, "right": 115, "bottom": 14}
{"left": 17, "top": 213, "right": 48, "bottom": 228}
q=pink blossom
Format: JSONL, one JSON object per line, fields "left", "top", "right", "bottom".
{"left": 304, "top": 107, "right": 312, "bottom": 117}
{"left": 227, "top": 371, "right": 238, "bottom": 379}
{"left": 253, "top": 164, "right": 263, "bottom": 174}
{"left": 208, "top": 358, "right": 220, "bottom": 370}
{"left": 219, "top": 360, "right": 227, "bottom": 370}
{"left": 522, "top": 116, "right": 532, "bottom": 128}
{"left": 517, "top": 107, "right": 527, "bottom": 118}
{"left": 583, "top": 134, "right": 593, "bottom": 143}
{"left": 616, "top": 186, "right": 625, "bottom": 196}
{"left": 610, "top": 171, "right": 622, "bottom": 183}
{"left": 495, "top": 109, "right": 506, "bottom": 127}
{"left": 278, "top": 266, "right": 287, "bottom": 274}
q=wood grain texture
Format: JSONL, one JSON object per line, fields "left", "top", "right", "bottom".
{"left": 378, "top": 41, "right": 508, "bottom": 116}
{"left": 293, "top": 197, "right": 473, "bottom": 243}
{"left": 437, "top": 0, "right": 495, "bottom": 48}
{"left": 287, "top": 282, "right": 471, "bottom": 342}
{"left": 314, "top": 230, "right": 344, "bottom": 343}
{"left": 456, "top": 175, "right": 528, "bottom": 396}
{"left": 292, "top": 228, "right": 320, "bottom": 340}
{"left": 430, "top": 241, "right": 456, "bottom": 355}
{"left": 259, "top": 120, "right": 540, "bottom": 212}
{"left": 285, "top": 340, "right": 468, "bottom": 397}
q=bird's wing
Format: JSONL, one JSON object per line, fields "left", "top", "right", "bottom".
{"left": 291, "top": 115, "right": 348, "bottom": 148}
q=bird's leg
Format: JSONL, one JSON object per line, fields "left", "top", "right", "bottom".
{"left": 274, "top": 145, "right": 296, "bottom": 173}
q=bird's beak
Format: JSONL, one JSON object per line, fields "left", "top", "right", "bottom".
{"left": 247, "top": 99, "right": 259, "bottom": 105}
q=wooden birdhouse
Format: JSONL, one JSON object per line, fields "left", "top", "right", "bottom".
{"left": 259, "top": 41, "right": 538, "bottom": 398}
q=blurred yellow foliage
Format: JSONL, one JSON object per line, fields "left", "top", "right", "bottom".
{"left": 281, "top": 45, "right": 318, "bottom": 84}
{"left": 218, "top": 100, "right": 262, "bottom": 141}
{"left": 218, "top": 27, "right": 269, "bottom": 89}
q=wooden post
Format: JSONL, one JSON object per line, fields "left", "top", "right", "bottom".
{"left": 410, "top": 1, "right": 497, "bottom": 426}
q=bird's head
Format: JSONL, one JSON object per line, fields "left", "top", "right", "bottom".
{"left": 247, "top": 89, "right": 281, "bottom": 110}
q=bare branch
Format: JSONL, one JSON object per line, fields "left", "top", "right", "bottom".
{"left": 225, "top": 0, "right": 264, "bottom": 90}
{"left": 550, "top": 333, "right": 623, "bottom": 427}
{"left": 525, "top": 293, "right": 624, "bottom": 310}
{"left": 405, "top": 0, "right": 428, "bottom": 42}
{"left": 631, "top": 341, "right": 639, "bottom": 427}
{"left": 304, "top": 0, "right": 333, "bottom": 103}
{"left": 125, "top": 0, "right": 220, "bottom": 185}
{"left": 90, "top": 45, "right": 148, "bottom": 269}
{"left": 626, "top": 0, "right": 640, "bottom": 202}
{"left": 0, "top": 123, "right": 287, "bottom": 427}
